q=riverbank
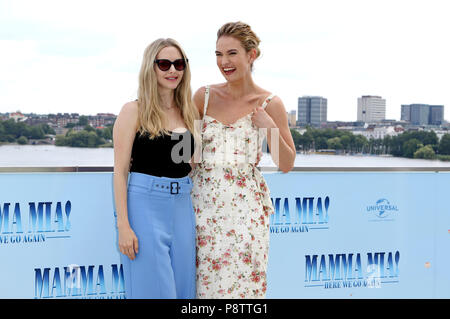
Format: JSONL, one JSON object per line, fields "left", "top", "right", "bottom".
{"left": 2, "top": 144, "right": 450, "bottom": 167}
{"left": 0, "top": 140, "right": 113, "bottom": 148}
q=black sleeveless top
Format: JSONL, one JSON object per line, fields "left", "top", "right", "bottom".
{"left": 130, "top": 130, "right": 195, "bottom": 178}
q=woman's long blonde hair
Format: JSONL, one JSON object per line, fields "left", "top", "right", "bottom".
{"left": 137, "top": 38, "right": 199, "bottom": 139}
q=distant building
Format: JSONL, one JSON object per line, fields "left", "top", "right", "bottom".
{"left": 401, "top": 105, "right": 411, "bottom": 122}
{"left": 287, "top": 110, "right": 297, "bottom": 127}
{"left": 89, "top": 113, "right": 116, "bottom": 127}
{"left": 8, "top": 112, "right": 27, "bottom": 122}
{"left": 298, "top": 96, "right": 327, "bottom": 127}
{"left": 1, "top": 111, "right": 117, "bottom": 129}
{"left": 430, "top": 105, "right": 444, "bottom": 125}
{"left": 357, "top": 95, "right": 386, "bottom": 123}
{"left": 401, "top": 104, "right": 444, "bottom": 125}
{"left": 353, "top": 125, "right": 399, "bottom": 140}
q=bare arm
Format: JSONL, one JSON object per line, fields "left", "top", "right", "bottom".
{"left": 113, "top": 101, "right": 139, "bottom": 260}
{"left": 190, "top": 86, "right": 206, "bottom": 167}
{"left": 193, "top": 86, "right": 206, "bottom": 117}
{"left": 252, "top": 97, "right": 296, "bottom": 173}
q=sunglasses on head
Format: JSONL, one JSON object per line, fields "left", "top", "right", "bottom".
{"left": 154, "top": 58, "right": 188, "bottom": 71}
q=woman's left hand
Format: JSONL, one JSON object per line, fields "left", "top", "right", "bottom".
{"left": 251, "top": 107, "right": 276, "bottom": 129}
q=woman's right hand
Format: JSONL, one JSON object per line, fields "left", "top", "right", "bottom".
{"left": 118, "top": 225, "right": 139, "bottom": 260}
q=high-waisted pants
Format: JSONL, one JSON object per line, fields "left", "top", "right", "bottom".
{"left": 120, "top": 172, "right": 196, "bottom": 299}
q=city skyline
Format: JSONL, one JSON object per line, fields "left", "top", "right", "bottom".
{"left": 1, "top": 94, "right": 447, "bottom": 123}
{"left": 5, "top": 95, "right": 447, "bottom": 124}
{"left": 0, "top": 0, "right": 449, "bottom": 122}
{"left": 2, "top": 102, "right": 446, "bottom": 127}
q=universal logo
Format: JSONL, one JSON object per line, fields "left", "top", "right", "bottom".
{"left": 366, "top": 198, "right": 398, "bottom": 222}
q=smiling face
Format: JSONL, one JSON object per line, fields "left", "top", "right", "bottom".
{"left": 154, "top": 46, "right": 184, "bottom": 91}
{"left": 215, "top": 36, "right": 255, "bottom": 82}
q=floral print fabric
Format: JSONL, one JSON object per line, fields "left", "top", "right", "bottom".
{"left": 190, "top": 109, "right": 274, "bottom": 299}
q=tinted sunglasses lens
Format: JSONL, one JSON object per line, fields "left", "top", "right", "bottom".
{"left": 174, "top": 59, "right": 186, "bottom": 71}
{"left": 157, "top": 60, "right": 171, "bottom": 71}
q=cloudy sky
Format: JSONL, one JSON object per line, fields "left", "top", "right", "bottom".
{"left": 0, "top": 0, "right": 449, "bottom": 122}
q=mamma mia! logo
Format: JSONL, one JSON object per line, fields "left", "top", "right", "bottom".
{"left": 34, "top": 264, "right": 125, "bottom": 299}
{"left": 269, "top": 196, "right": 330, "bottom": 234}
{"left": 366, "top": 199, "right": 398, "bottom": 221}
{"left": 305, "top": 251, "right": 400, "bottom": 289}
{"left": 0, "top": 201, "right": 72, "bottom": 245}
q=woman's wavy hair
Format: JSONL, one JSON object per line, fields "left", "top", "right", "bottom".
{"left": 137, "top": 38, "right": 199, "bottom": 140}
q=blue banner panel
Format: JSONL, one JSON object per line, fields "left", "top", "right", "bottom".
{"left": 0, "top": 173, "right": 123, "bottom": 299}
{"left": 0, "top": 171, "right": 449, "bottom": 298}
{"left": 434, "top": 172, "right": 450, "bottom": 297}
{"left": 264, "top": 171, "right": 448, "bottom": 298}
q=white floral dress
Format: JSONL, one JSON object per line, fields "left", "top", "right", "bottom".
{"left": 190, "top": 86, "right": 275, "bottom": 299}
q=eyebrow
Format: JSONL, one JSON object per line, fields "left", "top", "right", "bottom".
{"left": 215, "top": 49, "right": 238, "bottom": 54}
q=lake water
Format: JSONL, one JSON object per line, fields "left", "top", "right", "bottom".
{"left": 1, "top": 144, "right": 450, "bottom": 168}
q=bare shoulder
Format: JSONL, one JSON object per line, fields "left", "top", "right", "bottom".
{"left": 194, "top": 83, "right": 226, "bottom": 113}
{"left": 194, "top": 86, "right": 207, "bottom": 96}
{"left": 265, "top": 95, "right": 286, "bottom": 113}
{"left": 115, "top": 101, "right": 139, "bottom": 132}
{"left": 193, "top": 86, "right": 207, "bottom": 114}
{"left": 193, "top": 86, "right": 206, "bottom": 102}
{"left": 120, "top": 100, "right": 138, "bottom": 115}
{"left": 119, "top": 101, "right": 139, "bottom": 119}
{"left": 194, "top": 83, "right": 223, "bottom": 96}
{"left": 209, "top": 83, "right": 228, "bottom": 96}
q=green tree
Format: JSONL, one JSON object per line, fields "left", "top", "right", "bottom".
{"left": 327, "top": 137, "right": 343, "bottom": 150}
{"left": 402, "top": 138, "right": 423, "bottom": 158}
{"left": 414, "top": 145, "right": 436, "bottom": 159}
{"left": 301, "top": 130, "right": 314, "bottom": 151}
{"left": 438, "top": 134, "right": 450, "bottom": 155}
{"left": 87, "top": 131, "right": 99, "bottom": 147}
{"left": 55, "top": 135, "right": 66, "bottom": 146}
{"left": 340, "top": 134, "right": 351, "bottom": 152}
{"left": 40, "top": 124, "right": 56, "bottom": 135}
{"left": 354, "top": 135, "right": 368, "bottom": 153}
{"left": 84, "top": 125, "right": 95, "bottom": 132}
{"left": 315, "top": 136, "right": 328, "bottom": 150}
{"left": 382, "top": 135, "right": 393, "bottom": 154}
{"left": 29, "top": 126, "right": 45, "bottom": 139}
{"left": 17, "top": 136, "right": 28, "bottom": 145}
{"left": 102, "top": 126, "right": 112, "bottom": 140}
{"left": 0, "top": 122, "right": 5, "bottom": 141}
{"left": 77, "top": 116, "right": 89, "bottom": 126}
{"left": 290, "top": 129, "right": 302, "bottom": 147}
{"left": 56, "top": 127, "right": 105, "bottom": 148}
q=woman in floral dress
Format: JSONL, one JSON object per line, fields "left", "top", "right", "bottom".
{"left": 190, "top": 22, "right": 296, "bottom": 298}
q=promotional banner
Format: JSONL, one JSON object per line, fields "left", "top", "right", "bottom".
{"left": 0, "top": 170, "right": 449, "bottom": 298}
{"left": 264, "top": 171, "right": 450, "bottom": 298}
{"left": 0, "top": 172, "right": 123, "bottom": 299}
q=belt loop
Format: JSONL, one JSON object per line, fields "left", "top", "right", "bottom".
{"left": 147, "top": 177, "right": 154, "bottom": 191}
{"left": 127, "top": 172, "right": 131, "bottom": 188}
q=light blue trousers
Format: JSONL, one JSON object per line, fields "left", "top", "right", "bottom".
{"left": 120, "top": 172, "right": 196, "bottom": 299}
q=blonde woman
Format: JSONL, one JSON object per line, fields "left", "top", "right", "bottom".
{"left": 113, "top": 38, "right": 199, "bottom": 299}
{"left": 190, "top": 22, "right": 295, "bottom": 298}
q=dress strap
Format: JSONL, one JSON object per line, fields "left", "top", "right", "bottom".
{"left": 261, "top": 93, "right": 275, "bottom": 109}
{"left": 203, "top": 85, "right": 210, "bottom": 118}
